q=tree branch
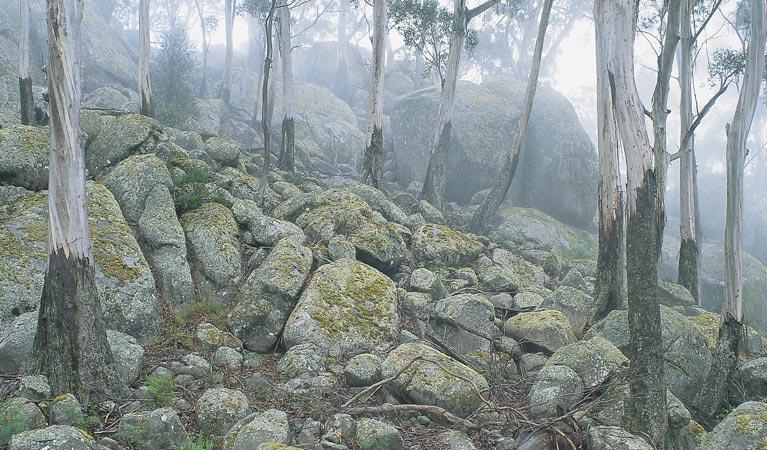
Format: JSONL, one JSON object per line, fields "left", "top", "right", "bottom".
{"left": 467, "top": 0, "right": 500, "bottom": 21}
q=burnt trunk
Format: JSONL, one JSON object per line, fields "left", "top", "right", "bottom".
{"left": 594, "top": 199, "right": 624, "bottom": 320}
{"left": 279, "top": 117, "right": 295, "bottom": 172}
{"left": 678, "top": 237, "right": 699, "bottom": 300}
{"left": 420, "top": 124, "right": 450, "bottom": 210}
{"left": 34, "top": 253, "right": 123, "bottom": 399}
{"left": 693, "top": 316, "right": 741, "bottom": 416}
{"left": 361, "top": 125, "right": 384, "bottom": 189}
{"left": 625, "top": 172, "right": 667, "bottom": 448}
{"left": 19, "top": 77, "right": 35, "bottom": 125}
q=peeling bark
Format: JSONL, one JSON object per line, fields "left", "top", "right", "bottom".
{"left": 360, "top": 0, "right": 386, "bottom": 190}
{"left": 19, "top": 0, "right": 34, "bottom": 125}
{"left": 222, "top": 0, "right": 235, "bottom": 106}
{"left": 139, "top": 0, "right": 153, "bottom": 117}
{"left": 278, "top": 0, "right": 295, "bottom": 172}
{"left": 260, "top": 0, "right": 277, "bottom": 205}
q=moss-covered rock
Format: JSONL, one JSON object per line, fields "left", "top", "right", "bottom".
{"left": 586, "top": 426, "right": 651, "bottom": 450}
{"left": 585, "top": 305, "right": 711, "bottom": 404}
{"left": 232, "top": 199, "right": 305, "bottom": 247}
{"left": 196, "top": 388, "right": 250, "bottom": 436}
{"left": 229, "top": 239, "right": 313, "bottom": 352}
{"left": 229, "top": 409, "right": 289, "bottom": 450}
{"left": 354, "top": 418, "right": 404, "bottom": 450}
{"left": 181, "top": 202, "right": 242, "bottom": 305}
{"left": 738, "top": 358, "right": 767, "bottom": 398}
{"left": 391, "top": 79, "right": 597, "bottom": 227}
{"left": 381, "top": 342, "right": 489, "bottom": 418}
{"left": 411, "top": 223, "right": 484, "bottom": 269}
{"left": 282, "top": 259, "right": 398, "bottom": 356}
{"left": 205, "top": 137, "right": 242, "bottom": 167}
{"left": 700, "top": 401, "right": 767, "bottom": 450}
{"left": 0, "top": 312, "right": 37, "bottom": 374}
{"left": 541, "top": 286, "right": 597, "bottom": 338}
{"left": 85, "top": 114, "right": 163, "bottom": 177}
{"left": 82, "top": 86, "right": 140, "bottom": 114}
{"left": 9, "top": 425, "right": 101, "bottom": 450}
{"left": 426, "top": 294, "right": 496, "bottom": 369}
{"left": 657, "top": 279, "right": 695, "bottom": 307}
{"left": 545, "top": 337, "right": 628, "bottom": 389}
{"left": 0, "top": 124, "right": 49, "bottom": 190}
{"left": 528, "top": 364, "right": 584, "bottom": 419}
{"left": 119, "top": 408, "right": 189, "bottom": 450}
{"left": 503, "top": 309, "right": 576, "bottom": 354}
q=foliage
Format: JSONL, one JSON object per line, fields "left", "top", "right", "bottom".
{"left": 173, "top": 166, "right": 212, "bottom": 213}
{"left": 0, "top": 404, "right": 29, "bottom": 445}
{"left": 238, "top": 0, "right": 273, "bottom": 20}
{"left": 180, "top": 435, "right": 215, "bottom": 450}
{"left": 175, "top": 300, "right": 229, "bottom": 328}
{"left": 707, "top": 48, "right": 747, "bottom": 88}
{"left": 152, "top": 27, "right": 198, "bottom": 129}
{"left": 146, "top": 374, "right": 175, "bottom": 407}
{"left": 387, "top": 0, "right": 477, "bottom": 84}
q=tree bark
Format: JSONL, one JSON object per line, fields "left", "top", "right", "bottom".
{"left": 139, "top": 0, "right": 153, "bottom": 117}
{"left": 678, "top": 0, "right": 698, "bottom": 301}
{"left": 468, "top": 0, "right": 553, "bottom": 234}
{"left": 278, "top": 0, "right": 295, "bottom": 172}
{"left": 260, "top": 0, "right": 277, "bottom": 205}
{"left": 34, "top": 0, "right": 123, "bottom": 401}
{"left": 593, "top": 0, "right": 624, "bottom": 322}
{"left": 650, "top": 0, "right": 681, "bottom": 256}
{"left": 19, "top": 0, "right": 34, "bottom": 125}
{"left": 222, "top": 0, "right": 234, "bottom": 106}
{"left": 694, "top": 0, "right": 765, "bottom": 416}
{"left": 360, "top": 0, "right": 387, "bottom": 190}
{"left": 601, "top": 1, "right": 667, "bottom": 447}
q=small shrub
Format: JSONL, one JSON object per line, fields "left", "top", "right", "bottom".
{"left": 152, "top": 27, "right": 198, "bottom": 128}
{"left": 146, "top": 374, "right": 175, "bottom": 407}
{"left": 181, "top": 434, "right": 215, "bottom": 450}
{"left": 0, "top": 404, "right": 29, "bottom": 445}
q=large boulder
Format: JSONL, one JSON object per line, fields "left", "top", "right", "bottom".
{"left": 541, "top": 286, "right": 597, "bottom": 338}
{"left": 0, "top": 184, "right": 160, "bottom": 343}
{"left": 9, "top": 426, "right": 101, "bottom": 450}
{"left": 504, "top": 309, "right": 576, "bottom": 354}
{"left": 103, "top": 154, "right": 194, "bottom": 311}
{"left": 426, "top": 294, "right": 496, "bottom": 369}
{"left": 381, "top": 342, "right": 489, "bottom": 418}
{"left": 119, "top": 408, "right": 189, "bottom": 450}
{"left": 0, "top": 312, "right": 37, "bottom": 374}
{"left": 0, "top": 124, "right": 49, "bottom": 190}
{"left": 85, "top": 114, "right": 164, "bottom": 177}
{"left": 411, "top": 223, "right": 484, "bottom": 269}
{"left": 700, "top": 401, "right": 767, "bottom": 450}
{"left": 229, "top": 239, "right": 313, "bottom": 352}
{"left": 180, "top": 202, "right": 242, "bottom": 305}
{"left": 82, "top": 86, "right": 141, "bottom": 114}
{"left": 282, "top": 259, "right": 399, "bottom": 356}
{"left": 585, "top": 305, "right": 711, "bottom": 403}
{"left": 391, "top": 78, "right": 597, "bottom": 227}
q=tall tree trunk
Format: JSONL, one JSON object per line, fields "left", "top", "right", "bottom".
{"left": 360, "top": 0, "right": 387, "bottom": 189}
{"left": 195, "top": 0, "right": 209, "bottom": 98}
{"left": 414, "top": 50, "right": 424, "bottom": 89}
{"left": 602, "top": 1, "right": 667, "bottom": 447}
{"left": 650, "top": 0, "right": 681, "bottom": 256}
{"left": 278, "top": 0, "right": 295, "bottom": 172}
{"left": 336, "top": 0, "right": 349, "bottom": 100}
{"left": 593, "top": 0, "right": 624, "bottom": 322}
{"left": 34, "top": 0, "right": 123, "bottom": 401}
{"left": 468, "top": 0, "right": 553, "bottom": 234}
{"left": 222, "top": 0, "right": 234, "bottom": 105}
{"left": 139, "top": 0, "right": 153, "bottom": 117}
{"left": 693, "top": 0, "right": 765, "bottom": 416}
{"left": 678, "top": 0, "right": 699, "bottom": 301}
{"left": 260, "top": 0, "right": 277, "bottom": 205}
{"left": 19, "top": 0, "right": 35, "bottom": 125}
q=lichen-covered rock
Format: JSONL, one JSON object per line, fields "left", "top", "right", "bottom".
{"left": 283, "top": 260, "right": 399, "bottom": 356}
{"left": 294, "top": 190, "right": 407, "bottom": 272}
{"left": 354, "top": 418, "right": 404, "bottom": 450}
{"left": 380, "top": 342, "right": 489, "bottom": 418}
{"left": 82, "top": 86, "right": 140, "bottom": 113}
{"left": 204, "top": 137, "right": 242, "bottom": 166}
{"left": 504, "top": 309, "right": 576, "bottom": 354}
{"left": 344, "top": 353, "right": 383, "bottom": 387}
{"left": 196, "top": 322, "right": 242, "bottom": 350}
{"left": 541, "top": 286, "right": 597, "bottom": 338}
{"left": 119, "top": 408, "right": 189, "bottom": 450}
{"left": 229, "top": 239, "right": 313, "bottom": 352}
{"left": 560, "top": 268, "right": 591, "bottom": 294}
{"left": 738, "top": 358, "right": 767, "bottom": 398}
{"left": 214, "top": 347, "right": 244, "bottom": 370}
{"left": 528, "top": 364, "right": 584, "bottom": 419}
{"left": 0, "top": 398, "right": 45, "bottom": 446}
{"left": 0, "top": 312, "right": 37, "bottom": 374}
{"left": 585, "top": 305, "right": 711, "bottom": 403}
{"left": 17, "top": 376, "right": 50, "bottom": 402}
{"left": 85, "top": 114, "right": 163, "bottom": 177}
{"left": 51, "top": 394, "right": 81, "bottom": 426}
{"left": 391, "top": 78, "right": 597, "bottom": 227}
{"left": 409, "top": 268, "right": 439, "bottom": 294}
{"left": 103, "top": 154, "right": 194, "bottom": 311}
{"left": 0, "top": 124, "right": 49, "bottom": 190}
{"left": 545, "top": 337, "right": 627, "bottom": 389}
{"left": 657, "top": 280, "right": 695, "bottom": 307}
{"left": 231, "top": 410, "right": 290, "bottom": 450}
{"left": 426, "top": 294, "right": 496, "bottom": 369}
{"left": 586, "top": 426, "right": 651, "bottom": 450}
{"left": 196, "top": 388, "right": 250, "bottom": 435}
{"left": 232, "top": 199, "right": 305, "bottom": 247}
{"left": 181, "top": 202, "right": 242, "bottom": 305}
{"left": 107, "top": 330, "right": 145, "bottom": 385}
{"left": 700, "top": 401, "right": 767, "bottom": 450}
{"left": 278, "top": 343, "right": 327, "bottom": 378}
{"left": 9, "top": 425, "right": 101, "bottom": 450}
{"left": 411, "top": 223, "right": 484, "bottom": 268}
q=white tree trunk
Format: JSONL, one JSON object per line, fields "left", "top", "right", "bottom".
{"left": 19, "top": 0, "right": 34, "bottom": 125}
{"left": 139, "top": 0, "right": 152, "bottom": 116}
{"left": 278, "top": 0, "right": 295, "bottom": 172}
{"left": 222, "top": 0, "right": 234, "bottom": 105}
{"left": 360, "top": 0, "right": 386, "bottom": 189}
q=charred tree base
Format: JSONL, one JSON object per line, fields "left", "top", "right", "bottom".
{"left": 693, "top": 315, "right": 742, "bottom": 417}
{"left": 625, "top": 172, "right": 668, "bottom": 449}
{"left": 594, "top": 208, "right": 624, "bottom": 322}
{"left": 420, "top": 124, "right": 451, "bottom": 211}
{"left": 361, "top": 126, "right": 384, "bottom": 190}
{"left": 33, "top": 252, "right": 124, "bottom": 401}
{"left": 19, "top": 76, "right": 35, "bottom": 126}
{"left": 279, "top": 117, "right": 295, "bottom": 172}
{"left": 678, "top": 238, "right": 699, "bottom": 302}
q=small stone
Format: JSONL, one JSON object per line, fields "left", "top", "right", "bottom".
{"left": 409, "top": 268, "right": 439, "bottom": 294}
{"left": 245, "top": 373, "right": 271, "bottom": 392}
{"left": 18, "top": 375, "right": 51, "bottom": 402}
{"left": 278, "top": 343, "right": 327, "bottom": 378}
{"left": 232, "top": 409, "right": 290, "bottom": 450}
{"left": 355, "top": 418, "right": 404, "bottom": 450}
{"left": 196, "top": 322, "right": 242, "bottom": 350}
{"left": 344, "top": 354, "right": 383, "bottom": 387}
{"left": 328, "top": 236, "right": 356, "bottom": 261}
{"left": 179, "top": 353, "right": 213, "bottom": 378}
{"left": 214, "top": 346, "right": 243, "bottom": 369}
{"left": 119, "top": 408, "right": 189, "bottom": 450}
{"left": 195, "top": 387, "right": 250, "bottom": 435}
{"left": 51, "top": 394, "right": 82, "bottom": 426}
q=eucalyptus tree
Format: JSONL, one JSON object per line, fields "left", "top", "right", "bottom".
{"left": 139, "top": 0, "right": 153, "bottom": 116}
{"left": 597, "top": 0, "right": 667, "bottom": 446}
{"left": 468, "top": 0, "right": 553, "bottom": 234}
{"left": 419, "top": 0, "right": 500, "bottom": 210}
{"left": 34, "top": 0, "right": 124, "bottom": 400}
{"left": 260, "top": 0, "right": 277, "bottom": 204}
{"left": 222, "top": 0, "right": 236, "bottom": 105}
{"left": 693, "top": 0, "right": 766, "bottom": 417}
{"left": 360, "top": 0, "right": 388, "bottom": 189}
{"left": 277, "top": 0, "right": 295, "bottom": 172}
{"left": 193, "top": 0, "right": 220, "bottom": 97}
{"left": 18, "top": 0, "right": 34, "bottom": 125}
